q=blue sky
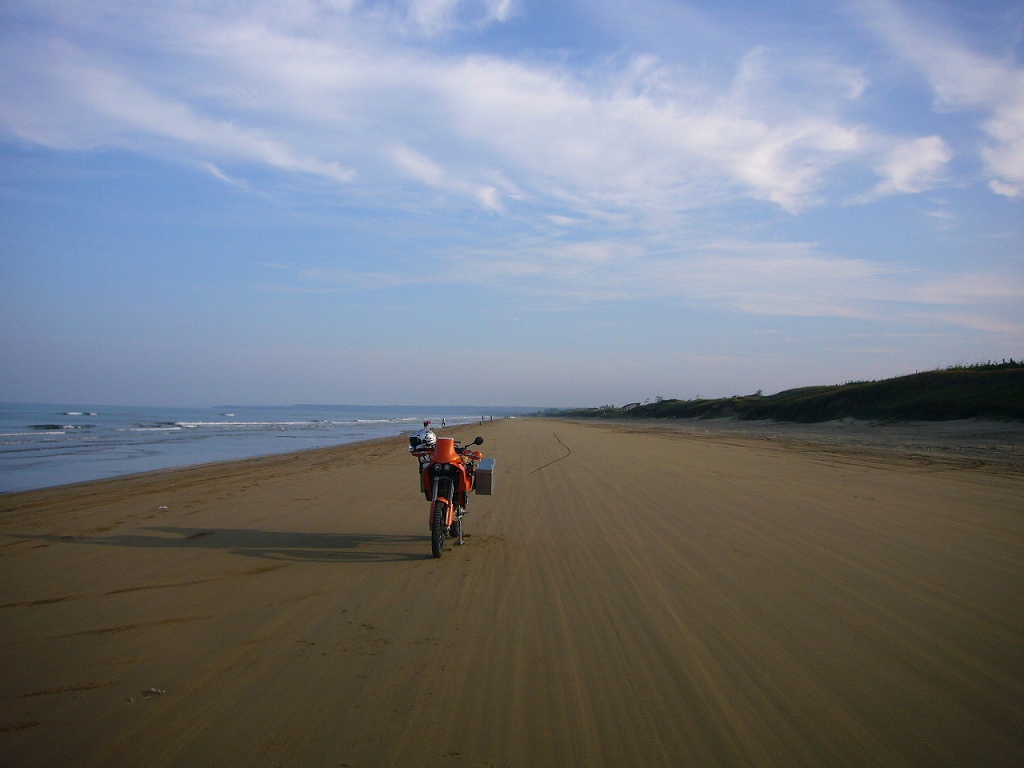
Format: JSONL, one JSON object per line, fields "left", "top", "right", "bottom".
{"left": 1, "top": 0, "right": 1022, "bottom": 407}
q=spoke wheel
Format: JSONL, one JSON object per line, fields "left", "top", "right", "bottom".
{"left": 430, "top": 499, "right": 448, "bottom": 558}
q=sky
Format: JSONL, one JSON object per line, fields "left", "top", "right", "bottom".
{"left": 1, "top": 0, "right": 1022, "bottom": 408}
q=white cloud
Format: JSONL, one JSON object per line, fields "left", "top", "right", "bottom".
{"left": 477, "top": 185, "right": 503, "bottom": 211}
{"left": 0, "top": 34, "right": 356, "bottom": 183}
{"left": 989, "top": 178, "right": 1023, "bottom": 198}
{"left": 394, "top": 0, "right": 516, "bottom": 34}
{"left": 390, "top": 144, "right": 508, "bottom": 210}
{"left": 392, "top": 145, "right": 447, "bottom": 187}
{"left": 856, "top": 0, "right": 1024, "bottom": 198}
{"left": 0, "top": 0, "right": 890, "bottom": 218}
{"left": 432, "top": 49, "right": 871, "bottom": 214}
{"left": 439, "top": 235, "right": 1021, "bottom": 337}
{"left": 446, "top": 238, "right": 896, "bottom": 315}
{"left": 857, "top": 135, "right": 952, "bottom": 201}
{"left": 908, "top": 273, "right": 1024, "bottom": 305}
{"left": 5, "top": 0, "right": 1020, "bottom": 218}
{"left": 983, "top": 95, "right": 1024, "bottom": 197}
{"left": 200, "top": 161, "right": 252, "bottom": 191}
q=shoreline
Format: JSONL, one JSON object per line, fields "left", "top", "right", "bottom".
{"left": 0, "top": 403, "right": 519, "bottom": 495}
{"left": 0, "top": 433, "right": 408, "bottom": 503}
{"left": 4, "top": 415, "right": 1022, "bottom": 499}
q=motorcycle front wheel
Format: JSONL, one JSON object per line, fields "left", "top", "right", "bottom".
{"left": 430, "top": 499, "right": 448, "bottom": 558}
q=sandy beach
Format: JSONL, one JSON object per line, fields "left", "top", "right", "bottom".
{"left": 2, "top": 417, "right": 1022, "bottom": 767}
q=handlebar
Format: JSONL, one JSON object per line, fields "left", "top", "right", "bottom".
{"left": 456, "top": 436, "right": 484, "bottom": 461}
{"left": 411, "top": 436, "right": 484, "bottom": 459}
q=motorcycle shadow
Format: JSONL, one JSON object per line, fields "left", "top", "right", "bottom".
{"left": 14, "top": 526, "right": 435, "bottom": 563}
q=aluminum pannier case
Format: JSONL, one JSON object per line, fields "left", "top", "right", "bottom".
{"left": 474, "top": 458, "right": 495, "bottom": 495}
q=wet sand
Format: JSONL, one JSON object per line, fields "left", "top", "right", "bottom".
{"left": 2, "top": 417, "right": 1022, "bottom": 767}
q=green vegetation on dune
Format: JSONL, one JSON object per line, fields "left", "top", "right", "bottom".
{"left": 550, "top": 361, "right": 1024, "bottom": 423}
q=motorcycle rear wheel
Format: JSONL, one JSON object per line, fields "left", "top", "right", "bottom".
{"left": 430, "top": 499, "right": 448, "bottom": 558}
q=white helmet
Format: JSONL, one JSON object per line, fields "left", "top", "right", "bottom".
{"left": 408, "top": 428, "right": 437, "bottom": 452}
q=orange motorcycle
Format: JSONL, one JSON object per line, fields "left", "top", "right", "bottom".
{"left": 409, "top": 421, "right": 494, "bottom": 558}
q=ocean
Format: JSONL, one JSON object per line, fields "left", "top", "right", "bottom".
{"left": 0, "top": 403, "right": 532, "bottom": 493}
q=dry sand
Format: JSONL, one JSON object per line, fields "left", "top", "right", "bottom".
{"left": 2, "top": 417, "right": 1022, "bottom": 767}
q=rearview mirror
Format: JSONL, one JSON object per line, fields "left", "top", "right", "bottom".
{"left": 473, "top": 436, "right": 484, "bottom": 446}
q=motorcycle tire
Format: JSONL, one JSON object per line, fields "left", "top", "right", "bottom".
{"left": 430, "top": 499, "right": 448, "bottom": 558}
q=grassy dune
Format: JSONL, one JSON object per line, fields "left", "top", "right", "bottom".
{"left": 553, "top": 361, "right": 1024, "bottom": 422}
